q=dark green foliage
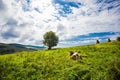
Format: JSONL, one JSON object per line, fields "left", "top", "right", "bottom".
{"left": 43, "top": 31, "right": 59, "bottom": 50}
{"left": 108, "top": 38, "right": 111, "bottom": 42}
{"left": 116, "top": 37, "right": 120, "bottom": 41}
{"left": 96, "top": 39, "right": 100, "bottom": 44}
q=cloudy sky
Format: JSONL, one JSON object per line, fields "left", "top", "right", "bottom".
{"left": 0, "top": 0, "right": 120, "bottom": 47}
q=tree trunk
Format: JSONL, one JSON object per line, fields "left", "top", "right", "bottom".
{"left": 48, "top": 46, "right": 51, "bottom": 50}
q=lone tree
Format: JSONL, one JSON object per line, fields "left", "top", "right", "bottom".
{"left": 43, "top": 31, "right": 59, "bottom": 50}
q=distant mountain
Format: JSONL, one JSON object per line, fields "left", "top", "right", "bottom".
{"left": 0, "top": 43, "right": 46, "bottom": 54}
{"left": 9, "top": 43, "right": 46, "bottom": 50}
{"left": 9, "top": 43, "right": 26, "bottom": 48}
{"left": 25, "top": 45, "right": 46, "bottom": 49}
{"left": 9, "top": 43, "right": 46, "bottom": 49}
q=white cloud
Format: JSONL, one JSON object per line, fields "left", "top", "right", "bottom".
{"left": 0, "top": 0, "right": 120, "bottom": 46}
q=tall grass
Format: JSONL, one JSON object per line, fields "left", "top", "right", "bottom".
{"left": 0, "top": 41, "right": 120, "bottom": 80}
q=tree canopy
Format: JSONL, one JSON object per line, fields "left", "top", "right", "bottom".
{"left": 43, "top": 31, "right": 59, "bottom": 50}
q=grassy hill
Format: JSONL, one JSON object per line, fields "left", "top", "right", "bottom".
{"left": 0, "top": 41, "right": 120, "bottom": 80}
{"left": 0, "top": 43, "right": 45, "bottom": 54}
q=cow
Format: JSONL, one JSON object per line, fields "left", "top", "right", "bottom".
{"left": 69, "top": 51, "right": 82, "bottom": 60}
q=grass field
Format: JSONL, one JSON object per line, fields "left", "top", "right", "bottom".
{"left": 0, "top": 41, "right": 120, "bottom": 80}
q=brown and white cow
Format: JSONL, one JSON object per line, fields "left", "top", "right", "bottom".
{"left": 69, "top": 51, "right": 82, "bottom": 60}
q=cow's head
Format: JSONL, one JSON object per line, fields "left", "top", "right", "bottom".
{"left": 69, "top": 51, "right": 74, "bottom": 56}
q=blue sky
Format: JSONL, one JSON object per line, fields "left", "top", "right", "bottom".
{"left": 0, "top": 0, "right": 120, "bottom": 47}
{"left": 53, "top": 0, "right": 81, "bottom": 15}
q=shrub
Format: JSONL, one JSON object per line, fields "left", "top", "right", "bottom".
{"left": 96, "top": 39, "right": 100, "bottom": 44}
{"left": 108, "top": 38, "right": 111, "bottom": 42}
{"left": 116, "top": 37, "right": 120, "bottom": 41}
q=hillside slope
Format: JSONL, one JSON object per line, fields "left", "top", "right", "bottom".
{"left": 0, "top": 41, "right": 120, "bottom": 80}
{"left": 0, "top": 43, "right": 37, "bottom": 54}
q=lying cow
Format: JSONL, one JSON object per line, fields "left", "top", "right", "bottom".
{"left": 69, "top": 51, "right": 82, "bottom": 60}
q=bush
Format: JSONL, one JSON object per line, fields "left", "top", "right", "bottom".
{"left": 96, "top": 39, "right": 100, "bottom": 44}
{"left": 116, "top": 37, "right": 120, "bottom": 41}
{"left": 108, "top": 38, "right": 111, "bottom": 42}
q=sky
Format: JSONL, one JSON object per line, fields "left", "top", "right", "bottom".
{"left": 0, "top": 0, "right": 120, "bottom": 47}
